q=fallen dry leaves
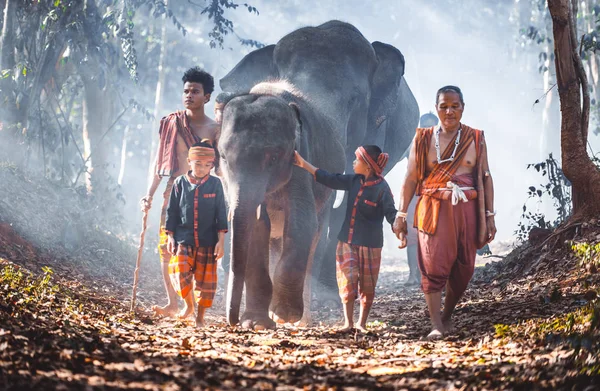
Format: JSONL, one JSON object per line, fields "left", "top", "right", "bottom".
{"left": 1, "top": 166, "right": 599, "bottom": 390}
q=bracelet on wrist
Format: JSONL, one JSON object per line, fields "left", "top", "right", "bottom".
{"left": 396, "top": 211, "right": 408, "bottom": 220}
{"left": 485, "top": 210, "right": 496, "bottom": 217}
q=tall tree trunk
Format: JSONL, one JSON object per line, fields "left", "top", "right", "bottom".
{"left": 0, "top": 0, "right": 17, "bottom": 128}
{"left": 548, "top": 0, "right": 600, "bottom": 219}
{"left": 0, "top": 0, "right": 14, "bottom": 70}
{"left": 541, "top": 31, "right": 561, "bottom": 159}
{"left": 81, "top": 75, "right": 109, "bottom": 194}
{"left": 147, "top": 0, "right": 169, "bottom": 187}
{"left": 583, "top": 1, "right": 600, "bottom": 110}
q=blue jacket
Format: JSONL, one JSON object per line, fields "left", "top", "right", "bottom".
{"left": 166, "top": 173, "right": 228, "bottom": 247}
{"left": 315, "top": 169, "right": 397, "bottom": 248}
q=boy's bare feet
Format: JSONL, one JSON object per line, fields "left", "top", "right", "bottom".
{"left": 152, "top": 303, "right": 178, "bottom": 317}
{"left": 356, "top": 324, "right": 369, "bottom": 334}
{"left": 337, "top": 323, "right": 353, "bottom": 333}
{"left": 176, "top": 305, "right": 194, "bottom": 320}
{"left": 196, "top": 307, "right": 206, "bottom": 328}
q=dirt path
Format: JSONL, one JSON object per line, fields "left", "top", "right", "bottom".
{"left": 2, "top": 250, "right": 598, "bottom": 390}
{"left": 1, "top": 165, "right": 599, "bottom": 389}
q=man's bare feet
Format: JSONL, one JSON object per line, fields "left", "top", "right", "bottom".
{"left": 176, "top": 305, "right": 194, "bottom": 320}
{"left": 426, "top": 328, "right": 444, "bottom": 340}
{"left": 442, "top": 318, "right": 454, "bottom": 334}
{"left": 152, "top": 303, "right": 178, "bottom": 318}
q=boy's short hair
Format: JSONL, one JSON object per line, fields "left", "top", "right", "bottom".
{"left": 182, "top": 67, "right": 215, "bottom": 95}
{"left": 362, "top": 145, "right": 383, "bottom": 162}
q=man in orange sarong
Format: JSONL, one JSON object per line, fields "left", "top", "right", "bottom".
{"left": 140, "top": 67, "right": 219, "bottom": 317}
{"left": 393, "top": 85, "right": 496, "bottom": 339}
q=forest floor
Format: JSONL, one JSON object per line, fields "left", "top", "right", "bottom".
{"left": 1, "top": 163, "right": 599, "bottom": 390}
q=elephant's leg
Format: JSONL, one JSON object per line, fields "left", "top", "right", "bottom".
{"left": 241, "top": 203, "right": 275, "bottom": 330}
{"left": 298, "top": 205, "right": 329, "bottom": 326}
{"left": 318, "top": 195, "right": 346, "bottom": 307}
{"left": 271, "top": 183, "right": 318, "bottom": 324}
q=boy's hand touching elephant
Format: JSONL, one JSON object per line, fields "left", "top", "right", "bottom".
{"left": 293, "top": 151, "right": 305, "bottom": 168}
{"left": 293, "top": 151, "right": 318, "bottom": 176}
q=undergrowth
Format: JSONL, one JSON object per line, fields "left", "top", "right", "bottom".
{"left": 493, "top": 241, "right": 600, "bottom": 375}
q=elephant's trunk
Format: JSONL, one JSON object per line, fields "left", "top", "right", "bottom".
{"left": 226, "top": 183, "right": 266, "bottom": 326}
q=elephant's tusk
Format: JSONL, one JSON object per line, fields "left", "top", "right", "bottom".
{"left": 256, "top": 204, "right": 262, "bottom": 220}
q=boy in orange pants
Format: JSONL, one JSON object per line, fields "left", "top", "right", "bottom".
{"left": 165, "top": 140, "right": 227, "bottom": 327}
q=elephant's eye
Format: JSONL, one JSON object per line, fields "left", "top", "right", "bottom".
{"left": 268, "top": 155, "right": 277, "bottom": 166}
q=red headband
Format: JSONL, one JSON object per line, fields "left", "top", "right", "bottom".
{"left": 189, "top": 146, "right": 215, "bottom": 162}
{"left": 355, "top": 146, "right": 389, "bottom": 176}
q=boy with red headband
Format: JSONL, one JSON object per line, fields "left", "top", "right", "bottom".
{"left": 165, "top": 140, "right": 228, "bottom": 328}
{"left": 294, "top": 145, "right": 397, "bottom": 332}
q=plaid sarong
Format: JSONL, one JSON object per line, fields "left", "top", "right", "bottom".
{"left": 168, "top": 245, "right": 218, "bottom": 308}
{"left": 335, "top": 241, "right": 381, "bottom": 305}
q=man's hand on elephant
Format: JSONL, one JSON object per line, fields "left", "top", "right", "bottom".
{"left": 214, "top": 241, "right": 225, "bottom": 260}
{"left": 140, "top": 195, "right": 153, "bottom": 212}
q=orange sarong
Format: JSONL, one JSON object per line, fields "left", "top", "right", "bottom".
{"left": 417, "top": 174, "right": 478, "bottom": 293}
{"left": 414, "top": 125, "right": 478, "bottom": 235}
{"left": 413, "top": 124, "right": 485, "bottom": 294}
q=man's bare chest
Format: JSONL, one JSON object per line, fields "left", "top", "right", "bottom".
{"left": 189, "top": 122, "right": 216, "bottom": 141}
{"left": 424, "top": 137, "right": 477, "bottom": 174}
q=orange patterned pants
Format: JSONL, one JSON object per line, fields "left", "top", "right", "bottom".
{"left": 168, "top": 245, "right": 218, "bottom": 308}
{"left": 335, "top": 241, "right": 381, "bottom": 305}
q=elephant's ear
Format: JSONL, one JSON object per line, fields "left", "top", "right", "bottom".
{"left": 369, "top": 42, "right": 419, "bottom": 175}
{"left": 371, "top": 41, "right": 405, "bottom": 105}
{"left": 220, "top": 44, "right": 278, "bottom": 93}
{"left": 289, "top": 102, "right": 306, "bottom": 153}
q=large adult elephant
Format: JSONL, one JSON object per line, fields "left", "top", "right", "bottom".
{"left": 220, "top": 20, "right": 419, "bottom": 310}
{"left": 220, "top": 21, "right": 419, "bottom": 172}
{"left": 219, "top": 81, "right": 345, "bottom": 329}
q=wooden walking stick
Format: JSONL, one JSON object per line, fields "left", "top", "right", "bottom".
{"left": 131, "top": 207, "right": 149, "bottom": 313}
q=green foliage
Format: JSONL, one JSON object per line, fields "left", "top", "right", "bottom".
{"left": 515, "top": 153, "right": 572, "bottom": 241}
{"left": 201, "top": 0, "right": 263, "bottom": 49}
{"left": 494, "top": 302, "right": 599, "bottom": 356}
{"left": 494, "top": 323, "right": 511, "bottom": 338}
{"left": 572, "top": 241, "right": 600, "bottom": 268}
{"left": 1, "top": 265, "right": 60, "bottom": 306}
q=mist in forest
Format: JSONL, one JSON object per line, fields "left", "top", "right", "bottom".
{"left": 3, "top": 0, "right": 597, "bottom": 260}
{"left": 147, "top": 0, "right": 574, "bottom": 252}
